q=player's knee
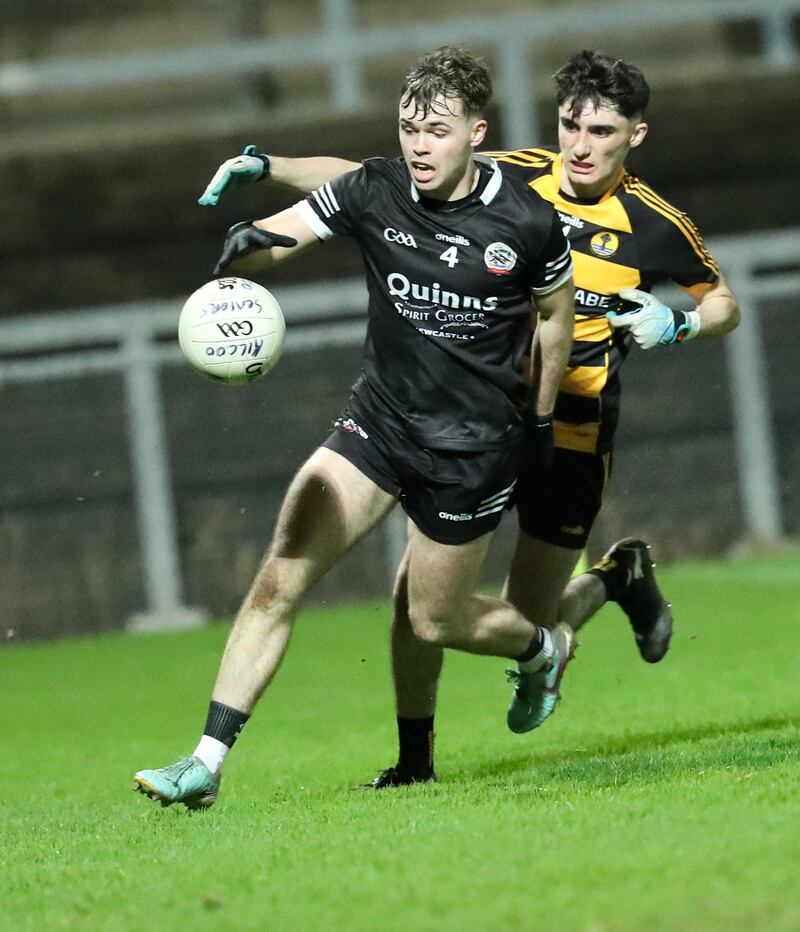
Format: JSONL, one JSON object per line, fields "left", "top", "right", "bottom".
{"left": 247, "top": 557, "right": 302, "bottom": 615}
{"left": 406, "top": 602, "right": 453, "bottom": 647}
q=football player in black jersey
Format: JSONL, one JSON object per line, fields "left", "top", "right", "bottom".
{"left": 194, "top": 50, "right": 740, "bottom": 788}
{"left": 134, "top": 47, "right": 576, "bottom": 808}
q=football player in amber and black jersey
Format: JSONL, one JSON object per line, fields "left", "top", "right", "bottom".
{"left": 193, "top": 50, "right": 740, "bottom": 787}
{"left": 134, "top": 47, "right": 576, "bottom": 808}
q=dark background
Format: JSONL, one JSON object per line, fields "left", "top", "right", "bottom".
{"left": 1, "top": 1, "right": 798, "bottom": 638}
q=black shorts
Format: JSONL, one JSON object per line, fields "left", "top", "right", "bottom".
{"left": 324, "top": 402, "right": 522, "bottom": 545}
{"left": 516, "top": 447, "right": 612, "bottom": 549}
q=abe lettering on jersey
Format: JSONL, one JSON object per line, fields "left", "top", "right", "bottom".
{"left": 293, "top": 157, "right": 571, "bottom": 451}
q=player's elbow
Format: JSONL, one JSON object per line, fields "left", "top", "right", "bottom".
{"left": 710, "top": 297, "right": 741, "bottom": 337}
{"left": 723, "top": 299, "right": 741, "bottom": 333}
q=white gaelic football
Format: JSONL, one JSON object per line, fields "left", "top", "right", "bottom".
{"left": 178, "top": 277, "right": 286, "bottom": 384}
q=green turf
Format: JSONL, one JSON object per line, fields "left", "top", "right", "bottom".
{"left": 2, "top": 550, "right": 799, "bottom": 931}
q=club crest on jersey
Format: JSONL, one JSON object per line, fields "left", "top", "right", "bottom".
{"left": 484, "top": 242, "right": 517, "bottom": 275}
{"left": 590, "top": 231, "right": 619, "bottom": 258}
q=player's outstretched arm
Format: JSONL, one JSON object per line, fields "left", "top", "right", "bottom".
{"left": 607, "top": 273, "right": 740, "bottom": 350}
{"left": 199, "top": 144, "right": 361, "bottom": 205}
{"left": 213, "top": 207, "right": 319, "bottom": 276}
{"left": 267, "top": 156, "right": 361, "bottom": 193}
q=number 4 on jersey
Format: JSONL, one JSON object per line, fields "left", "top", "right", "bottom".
{"left": 439, "top": 245, "right": 459, "bottom": 268}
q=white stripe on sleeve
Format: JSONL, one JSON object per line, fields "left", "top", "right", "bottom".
{"left": 531, "top": 259, "right": 573, "bottom": 296}
{"left": 312, "top": 187, "right": 333, "bottom": 217}
{"left": 324, "top": 182, "right": 340, "bottom": 212}
{"left": 545, "top": 245, "right": 571, "bottom": 268}
{"left": 293, "top": 200, "right": 334, "bottom": 240}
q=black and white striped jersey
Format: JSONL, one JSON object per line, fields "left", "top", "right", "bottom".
{"left": 294, "top": 156, "right": 571, "bottom": 451}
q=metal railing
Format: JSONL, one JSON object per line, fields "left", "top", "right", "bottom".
{"left": 0, "top": 280, "right": 366, "bottom": 631}
{"left": 1, "top": 229, "right": 797, "bottom": 629}
{"left": 1, "top": 0, "right": 798, "bottom": 149}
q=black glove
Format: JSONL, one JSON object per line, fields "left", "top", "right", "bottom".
{"left": 524, "top": 411, "right": 555, "bottom": 478}
{"left": 213, "top": 221, "right": 298, "bottom": 275}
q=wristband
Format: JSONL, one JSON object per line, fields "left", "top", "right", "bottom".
{"left": 241, "top": 144, "right": 271, "bottom": 181}
{"left": 255, "top": 153, "right": 271, "bottom": 180}
{"left": 675, "top": 309, "right": 701, "bottom": 343}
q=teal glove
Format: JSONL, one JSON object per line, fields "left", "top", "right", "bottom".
{"left": 607, "top": 288, "right": 700, "bottom": 349}
{"left": 198, "top": 145, "right": 271, "bottom": 206}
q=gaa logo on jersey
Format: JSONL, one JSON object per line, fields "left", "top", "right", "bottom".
{"left": 484, "top": 242, "right": 517, "bottom": 275}
{"left": 590, "top": 231, "right": 619, "bottom": 258}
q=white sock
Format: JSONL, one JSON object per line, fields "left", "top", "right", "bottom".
{"left": 518, "top": 627, "right": 554, "bottom": 673}
{"left": 193, "top": 735, "right": 229, "bottom": 774}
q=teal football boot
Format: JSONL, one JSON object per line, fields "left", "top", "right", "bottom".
{"left": 134, "top": 756, "right": 220, "bottom": 810}
{"left": 506, "top": 622, "right": 576, "bottom": 734}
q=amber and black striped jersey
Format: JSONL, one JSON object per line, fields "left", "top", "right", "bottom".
{"left": 482, "top": 148, "right": 720, "bottom": 454}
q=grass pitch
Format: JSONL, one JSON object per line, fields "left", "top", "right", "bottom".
{"left": 2, "top": 549, "right": 799, "bottom": 931}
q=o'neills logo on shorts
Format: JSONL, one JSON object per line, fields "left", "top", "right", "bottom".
{"left": 439, "top": 511, "right": 474, "bottom": 521}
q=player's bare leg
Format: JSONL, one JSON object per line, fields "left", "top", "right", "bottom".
{"left": 367, "top": 532, "right": 510, "bottom": 789}
{"left": 406, "top": 526, "right": 574, "bottom": 737}
{"left": 135, "top": 447, "right": 396, "bottom": 808}
{"left": 557, "top": 574, "right": 606, "bottom": 633}
{"left": 363, "top": 550, "right": 444, "bottom": 789}
{"left": 367, "top": 531, "right": 580, "bottom": 787}
{"left": 211, "top": 448, "right": 395, "bottom": 710}
{"left": 502, "top": 531, "right": 583, "bottom": 631}
{"left": 391, "top": 552, "right": 442, "bottom": 720}
{"left": 405, "top": 526, "right": 533, "bottom": 656}
{"left": 366, "top": 528, "right": 576, "bottom": 788}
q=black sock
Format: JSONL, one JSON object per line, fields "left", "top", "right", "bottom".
{"left": 397, "top": 715, "right": 435, "bottom": 774}
{"left": 514, "top": 626, "right": 545, "bottom": 663}
{"left": 204, "top": 700, "right": 250, "bottom": 748}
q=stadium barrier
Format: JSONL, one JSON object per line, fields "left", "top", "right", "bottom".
{"left": 0, "top": 229, "right": 797, "bottom": 633}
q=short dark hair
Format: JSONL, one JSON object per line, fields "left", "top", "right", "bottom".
{"left": 554, "top": 50, "right": 650, "bottom": 119}
{"left": 400, "top": 45, "right": 493, "bottom": 119}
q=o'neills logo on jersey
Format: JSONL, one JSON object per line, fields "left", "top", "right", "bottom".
{"left": 484, "top": 242, "right": 517, "bottom": 275}
{"left": 436, "top": 232, "right": 470, "bottom": 247}
{"left": 387, "top": 272, "right": 498, "bottom": 312}
{"left": 558, "top": 212, "right": 585, "bottom": 236}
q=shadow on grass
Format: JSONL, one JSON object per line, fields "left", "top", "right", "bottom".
{"left": 456, "top": 713, "right": 800, "bottom": 788}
